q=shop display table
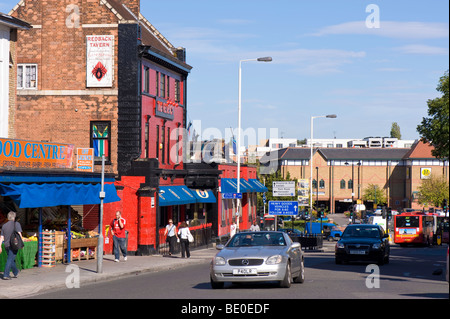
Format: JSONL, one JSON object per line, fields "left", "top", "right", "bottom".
{"left": 64, "top": 237, "right": 98, "bottom": 261}
{"left": 0, "top": 241, "right": 38, "bottom": 271}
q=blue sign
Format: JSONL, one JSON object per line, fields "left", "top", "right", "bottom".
{"left": 222, "top": 193, "right": 243, "bottom": 199}
{"left": 269, "top": 201, "right": 298, "bottom": 215}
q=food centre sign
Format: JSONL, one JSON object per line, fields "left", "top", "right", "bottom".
{"left": 0, "top": 138, "right": 74, "bottom": 169}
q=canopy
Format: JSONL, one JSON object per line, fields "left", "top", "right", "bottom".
{"left": 0, "top": 183, "right": 121, "bottom": 208}
{"left": 159, "top": 185, "right": 197, "bottom": 206}
{"left": 248, "top": 179, "right": 268, "bottom": 192}
{"left": 189, "top": 189, "right": 216, "bottom": 203}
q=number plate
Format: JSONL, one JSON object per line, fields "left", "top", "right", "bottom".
{"left": 233, "top": 268, "right": 257, "bottom": 275}
{"left": 350, "top": 250, "right": 366, "bottom": 255}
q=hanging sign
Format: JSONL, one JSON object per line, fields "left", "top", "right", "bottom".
{"left": 76, "top": 148, "right": 94, "bottom": 172}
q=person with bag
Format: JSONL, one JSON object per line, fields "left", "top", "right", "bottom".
{"left": 164, "top": 219, "right": 178, "bottom": 256}
{"left": 177, "top": 222, "right": 192, "bottom": 258}
{"left": 0, "top": 211, "right": 24, "bottom": 280}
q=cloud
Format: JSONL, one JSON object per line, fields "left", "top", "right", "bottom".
{"left": 394, "top": 44, "right": 449, "bottom": 55}
{"left": 310, "top": 21, "right": 449, "bottom": 39}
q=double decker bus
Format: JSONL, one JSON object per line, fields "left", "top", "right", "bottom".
{"left": 394, "top": 212, "right": 435, "bottom": 246}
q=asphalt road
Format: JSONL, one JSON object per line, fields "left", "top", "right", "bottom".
{"left": 30, "top": 242, "right": 448, "bottom": 300}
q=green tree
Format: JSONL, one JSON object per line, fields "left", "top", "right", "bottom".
{"left": 362, "top": 184, "right": 387, "bottom": 206}
{"left": 390, "top": 122, "right": 402, "bottom": 139}
{"left": 417, "top": 71, "right": 449, "bottom": 159}
{"left": 417, "top": 175, "right": 449, "bottom": 207}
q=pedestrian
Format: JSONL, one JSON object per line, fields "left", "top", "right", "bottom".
{"left": 230, "top": 221, "right": 237, "bottom": 238}
{"left": 177, "top": 222, "right": 191, "bottom": 258}
{"left": 110, "top": 211, "right": 127, "bottom": 262}
{"left": 250, "top": 220, "right": 260, "bottom": 232}
{"left": 164, "top": 219, "right": 178, "bottom": 256}
{"left": 0, "top": 211, "right": 23, "bottom": 280}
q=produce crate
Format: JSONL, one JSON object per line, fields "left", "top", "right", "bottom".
{"left": 64, "top": 237, "right": 98, "bottom": 261}
{"left": 55, "top": 231, "right": 65, "bottom": 261}
{"left": 40, "top": 231, "right": 56, "bottom": 268}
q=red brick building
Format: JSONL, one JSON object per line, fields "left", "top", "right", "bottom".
{"left": 9, "top": 0, "right": 194, "bottom": 255}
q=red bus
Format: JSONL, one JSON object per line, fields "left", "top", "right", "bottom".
{"left": 394, "top": 212, "right": 435, "bottom": 246}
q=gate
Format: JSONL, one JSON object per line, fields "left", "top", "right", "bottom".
{"left": 158, "top": 223, "right": 213, "bottom": 255}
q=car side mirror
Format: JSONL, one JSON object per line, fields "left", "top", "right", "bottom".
{"left": 216, "top": 244, "right": 225, "bottom": 250}
{"left": 291, "top": 242, "right": 301, "bottom": 249}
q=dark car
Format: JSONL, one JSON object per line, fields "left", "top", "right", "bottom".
{"left": 335, "top": 224, "right": 390, "bottom": 265}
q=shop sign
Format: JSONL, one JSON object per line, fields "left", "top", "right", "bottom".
{"left": 155, "top": 97, "right": 178, "bottom": 120}
{"left": 86, "top": 35, "right": 114, "bottom": 87}
{"left": 420, "top": 167, "right": 431, "bottom": 179}
{"left": 0, "top": 138, "right": 74, "bottom": 169}
{"left": 76, "top": 148, "right": 94, "bottom": 172}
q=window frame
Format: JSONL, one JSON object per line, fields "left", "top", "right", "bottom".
{"left": 90, "top": 121, "right": 112, "bottom": 165}
{"left": 17, "top": 64, "right": 38, "bottom": 90}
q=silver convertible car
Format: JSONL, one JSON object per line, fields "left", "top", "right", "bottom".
{"left": 210, "top": 231, "right": 305, "bottom": 289}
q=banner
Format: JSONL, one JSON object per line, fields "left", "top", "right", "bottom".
{"left": 86, "top": 35, "right": 114, "bottom": 87}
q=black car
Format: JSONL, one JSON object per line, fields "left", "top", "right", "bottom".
{"left": 335, "top": 224, "right": 390, "bottom": 265}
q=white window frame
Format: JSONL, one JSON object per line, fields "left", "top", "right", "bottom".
{"left": 17, "top": 64, "right": 38, "bottom": 90}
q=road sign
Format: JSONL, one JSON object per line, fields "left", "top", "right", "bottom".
{"left": 273, "top": 181, "right": 296, "bottom": 197}
{"left": 222, "top": 193, "right": 242, "bottom": 199}
{"left": 268, "top": 201, "right": 298, "bottom": 216}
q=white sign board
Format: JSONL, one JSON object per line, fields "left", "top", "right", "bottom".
{"left": 273, "top": 181, "right": 296, "bottom": 197}
{"left": 86, "top": 35, "right": 114, "bottom": 87}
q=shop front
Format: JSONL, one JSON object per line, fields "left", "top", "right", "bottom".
{"left": 0, "top": 138, "right": 120, "bottom": 270}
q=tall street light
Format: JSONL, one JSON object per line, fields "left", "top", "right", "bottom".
{"left": 237, "top": 56, "right": 272, "bottom": 231}
{"left": 309, "top": 114, "right": 337, "bottom": 233}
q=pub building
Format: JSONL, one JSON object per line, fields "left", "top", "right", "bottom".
{"left": 4, "top": 0, "right": 266, "bottom": 263}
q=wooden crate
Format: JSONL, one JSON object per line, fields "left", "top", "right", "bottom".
{"left": 64, "top": 237, "right": 98, "bottom": 261}
{"left": 55, "top": 231, "right": 65, "bottom": 261}
{"left": 40, "top": 231, "right": 56, "bottom": 267}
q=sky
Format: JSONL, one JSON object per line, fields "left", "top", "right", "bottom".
{"left": 1, "top": 0, "right": 448, "bottom": 145}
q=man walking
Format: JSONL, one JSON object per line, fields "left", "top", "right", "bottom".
{"left": 0, "top": 211, "right": 23, "bottom": 279}
{"left": 110, "top": 211, "right": 127, "bottom": 262}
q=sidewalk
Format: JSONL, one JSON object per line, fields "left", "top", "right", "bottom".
{"left": 0, "top": 247, "right": 218, "bottom": 299}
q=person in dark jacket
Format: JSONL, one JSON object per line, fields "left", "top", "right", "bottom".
{"left": 0, "top": 211, "right": 23, "bottom": 280}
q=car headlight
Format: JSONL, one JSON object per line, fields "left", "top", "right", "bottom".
{"left": 336, "top": 242, "right": 345, "bottom": 249}
{"left": 214, "top": 256, "right": 226, "bottom": 266}
{"left": 266, "top": 255, "right": 283, "bottom": 265}
{"left": 372, "top": 243, "right": 381, "bottom": 249}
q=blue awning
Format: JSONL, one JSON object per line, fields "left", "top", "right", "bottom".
{"left": 248, "top": 179, "right": 268, "bottom": 192}
{"left": 159, "top": 185, "right": 197, "bottom": 206}
{"left": 220, "top": 178, "right": 257, "bottom": 194}
{"left": 189, "top": 189, "right": 216, "bottom": 203}
{"left": 0, "top": 183, "right": 121, "bottom": 208}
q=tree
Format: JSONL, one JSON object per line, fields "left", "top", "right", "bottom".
{"left": 362, "top": 184, "right": 387, "bottom": 206}
{"left": 417, "top": 175, "right": 449, "bottom": 207}
{"left": 417, "top": 71, "right": 449, "bottom": 159}
{"left": 390, "top": 122, "right": 402, "bottom": 139}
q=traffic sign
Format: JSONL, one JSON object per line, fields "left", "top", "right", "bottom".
{"left": 222, "top": 193, "right": 242, "bottom": 199}
{"left": 268, "top": 201, "right": 298, "bottom": 216}
{"left": 272, "top": 181, "right": 295, "bottom": 197}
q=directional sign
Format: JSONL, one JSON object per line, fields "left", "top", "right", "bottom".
{"left": 273, "top": 181, "right": 296, "bottom": 197}
{"left": 222, "top": 193, "right": 242, "bottom": 199}
{"left": 268, "top": 201, "right": 298, "bottom": 216}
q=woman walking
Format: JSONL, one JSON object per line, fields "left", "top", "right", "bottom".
{"left": 177, "top": 222, "right": 192, "bottom": 258}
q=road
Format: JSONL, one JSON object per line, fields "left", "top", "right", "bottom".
{"left": 30, "top": 242, "right": 448, "bottom": 300}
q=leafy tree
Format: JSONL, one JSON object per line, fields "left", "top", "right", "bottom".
{"left": 390, "top": 122, "right": 402, "bottom": 139}
{"left": 417, "top": 175, "right": 449, "bottom": 207}
{"left": 362, "top": 184, "right": 387, "bottom": 206}
{"left": 417, "top": 71, "right": 449, "bottom": 159}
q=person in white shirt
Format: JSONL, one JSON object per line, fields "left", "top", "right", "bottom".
{"left": 250, "top": 220, "right": 260, "bottom": 232}
{"left": 177, "top": 222, "right": 191, "bottom": 258}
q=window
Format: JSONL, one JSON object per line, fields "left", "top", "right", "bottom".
{"left": 90, "top": 121, "right": 111, "bottom": 163}
{"left": 156, "top": 125, "right": 160, "bottom": 160}
{"left": 143, "top": 66, "right": 150, "bottom": 93}
{"left": 167, "top": 127, "right": 171, "bottom": 164}
{"left": 159, "top": 73, "right": 166, "bottom": 98}
{"left": 175, "top": 80, "right": 181, "bottom": 103}
{"left": 161, "top": 126, "right": 165, "bottom": 163}
{"left": 340, "top": 179, "right": 346, "bottom": 189}
{"left": 348, "top": 179, "right": 353, "bottom": 189}
{"left": 17, "top": 64, "right": 38, "bottom": 89}
{"left": 156, "top": 71, "right": 159, "bottom": 96}
{"left": 319, "top": 179, "right": 325, "bottom": 189}
{"left": 312, "top": 179, "right": 317, "bottom": 189}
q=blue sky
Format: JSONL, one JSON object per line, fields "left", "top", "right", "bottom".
{"left": 2, "top": 0, "right": 448, "bottom": 144}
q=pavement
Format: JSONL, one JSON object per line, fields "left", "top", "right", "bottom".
{"left": 0, "top": 246, "right": 219, "bottom": 299}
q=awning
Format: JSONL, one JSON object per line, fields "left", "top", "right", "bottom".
{"left": 248, "top": 179, "right": 268, "bottom": 192}
{"left": 159, "top": 185, "right": 197, "bottom": 206}
{"left": 189, "top": 189, "right": 216, "bottom": 203}
{"left": 220, "top": 178, "right": 257, "bottom": 194}
{"left": 0, "top": 183, "right": 121, "bottom": 208}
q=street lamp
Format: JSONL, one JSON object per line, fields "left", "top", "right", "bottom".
{"left": 309, "top": 114, "right": 336, "bottom": 233}
{"left": 237, "top": 56, "right": 272, "bottom": 231}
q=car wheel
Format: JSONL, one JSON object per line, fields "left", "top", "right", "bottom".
{"left": 210, "top": 276, "right": 224, "bottom": 289}
{"left": 293, "top": 258, "right": 305, "bottom": 283}
{"left": 335, "top": 256, "right": 342, "bottom": 264}
{"left": 280, "top": 262, "right": 292, "bottom": 288}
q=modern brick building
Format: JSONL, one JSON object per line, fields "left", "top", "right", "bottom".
{"left": 261, "top": 141, "right": 449, "bottom": 213}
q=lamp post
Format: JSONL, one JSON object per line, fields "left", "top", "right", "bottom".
{"left": 237, "top": 57, "right": 272, "bottom": 231}
{"left": 309, "top": 114, "right": 336, "bottom": 234}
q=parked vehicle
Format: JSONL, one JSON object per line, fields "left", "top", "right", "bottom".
{"left": 335, "top": 224, "right": 390, "bottom": 265}
{"left": 305, "top": 222, "right": 342, "bottom": 241}
{"left": 210, "top": 231, "right": 305, "bottom": 289}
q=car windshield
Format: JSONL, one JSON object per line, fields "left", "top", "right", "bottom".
{"left": 342, "top": 226, "right": 381, "bottom": 238}
{"left": 227, "top": 232, "right": 286, "bottom": 247}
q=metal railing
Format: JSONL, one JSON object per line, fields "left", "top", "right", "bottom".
{"left": 158, "top": 223, "right": 213, "bottom": 256}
